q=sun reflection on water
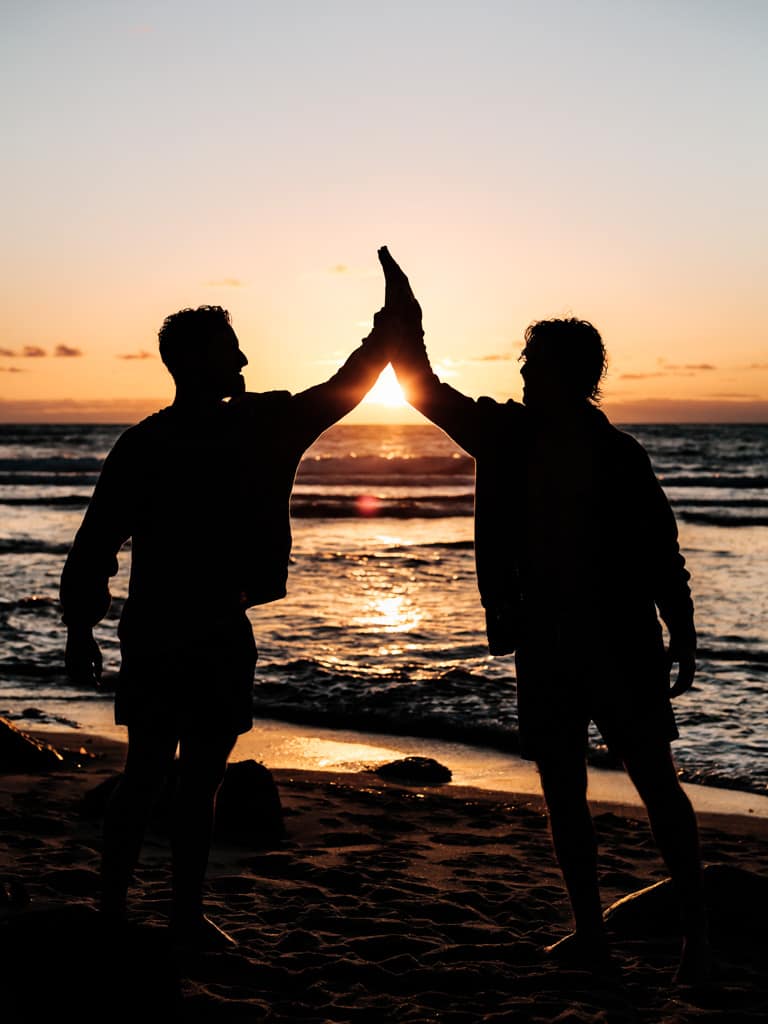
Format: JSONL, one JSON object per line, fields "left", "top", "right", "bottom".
{"left": 354, "top": 592, "right": 422, "bottom": 633}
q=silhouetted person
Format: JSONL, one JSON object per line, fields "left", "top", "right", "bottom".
{"left": 61, "top": 302, "right": 392, "bottom": 949}
{"left": 380, "top": 247, "right": 712, "bottom": 983}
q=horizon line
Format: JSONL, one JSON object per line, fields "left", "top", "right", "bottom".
{"left": 1, "top": 397, "right": 767, "bottom": 426}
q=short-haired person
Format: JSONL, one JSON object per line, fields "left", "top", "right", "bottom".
{"left": 381, "top": 248, "right": 712, "bottom": 983}
{"left": 61, "top": 300, "right": 393, "bottom": 949}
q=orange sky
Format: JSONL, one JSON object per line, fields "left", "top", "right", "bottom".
{"left": 2, "top": 3, "right": 766, "bottom": 423}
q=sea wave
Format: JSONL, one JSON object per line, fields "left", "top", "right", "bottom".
{"left": 697, "top": 646, "right": 768, "bottom": 665}
{"left": 0, "top": 596, "right": 60, "bottom": 613}
{"left": 290, "top": 494, "right": 473, "bottom": 518}
{"left": 0, "top": 457, "right": 103, "bottom": 472}
{"left": 0, "top": 494, "right": 91, "bottom": 507}
{"left": 676, "top": 511, "right": 768, "bottom": 527}
{"left": 0, "top": 539, "right": 73, "bottom": 555}
{"left": 297, "top": 454, "right": 473, "bottom": 479}
{"left": 250, "top": 659, "right": 768, "bottom": 793}
{"left": 660, "top": 474, "right": 768, "bottom": 488}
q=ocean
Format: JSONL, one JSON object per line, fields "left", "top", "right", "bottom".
{"left": 0, "top": 421, "right": 766, "bottom": 795}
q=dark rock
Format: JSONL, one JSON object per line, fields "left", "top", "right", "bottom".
{"left": 82, "top": 758, "right": 285, "bottom": 847}
{"left": 602, "top": 863, "right": 768, "bottom": 937}
{"left": 373, "top": 756, "right": 452, "bottom": 785}
{"left": 81, "top": 773, "right": 123, "bottom": 816}
{"left": 0, "top": 717, "right": 64, "bottom": 773}
{"left": 0, "top": 717, "right": 96, "bottom": 774}
{"left": 214, "top": 759, "right": 286, "bottom": 845}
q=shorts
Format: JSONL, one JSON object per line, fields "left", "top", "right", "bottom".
{"left": 513, "top": 615, "right": 678, "bottom": 762}
{"left": 115, "top": 612, "right": 257, "bottom": 736}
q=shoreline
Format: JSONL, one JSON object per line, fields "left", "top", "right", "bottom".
{"left": 30, "top": 717, "right": 768, "bottom": 833}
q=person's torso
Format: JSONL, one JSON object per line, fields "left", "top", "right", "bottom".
{"left": 119, "top": 396, "right": 306, "bottom": 629}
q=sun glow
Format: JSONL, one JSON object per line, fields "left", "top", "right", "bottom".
{"left": 362, "top": 364, "right": 407, "bottom": 407}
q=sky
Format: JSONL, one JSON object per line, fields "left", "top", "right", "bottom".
{"left": 1, "top": 0, "right": 767, "bottom": 423}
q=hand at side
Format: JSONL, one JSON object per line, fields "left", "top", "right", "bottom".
{"left": 65, "top": 625, "right": 104, "bottom": 689}
{"left": 668, "top": 641, "right": 696, "bottom": 697}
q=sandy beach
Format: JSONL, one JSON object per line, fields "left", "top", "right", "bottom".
{"left": 1, "top": 727, "right": 766, "bottom": 1023}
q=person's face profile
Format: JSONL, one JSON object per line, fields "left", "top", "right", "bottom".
{"left": 194, "top": 325, "right": 248, "bottom": 397}
{"left": 520, "top": 345, "right": 569, "bottom": 409}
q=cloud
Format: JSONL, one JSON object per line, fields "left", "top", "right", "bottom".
{"left": 204, "top": 278, "right": 244, "bottom": 287}
{"left": 0, "top": 366, "right": 24, "bottom": 373}
{"left": 475, "top": 353, "right": 514, "bottom": 362}
{"left": 658, "top": 360, "right": 716, "bottom": 371}
{"left": 310, "top": 264, "right": 377, "bottom": 281}
{"left": 747, "top": 362, "right": 768, "bottom": 370}
{"left": 0, "top": 397, "right": 169, "bottom": 423}
{"left": 117, "top": 350, "right": 155, "bottom": 360}
{"left": 603, "top": 397, "right": 768, "bottom": 423}
{"left": 1, "top": 344, "right": 83, "bottom": 359}
{"left": 706, "top": 392, "right": 760, "bottom": 399}
{"left": 620, "top": 372, "right": 667, "bottom": 379}
{"left": 623, "top": 363, "right": 717, "bottom": 380}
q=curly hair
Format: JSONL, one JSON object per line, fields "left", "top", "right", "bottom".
{"left": 521, "top": 318, "right": 607, "bottom": 403}
{"left": 158, "top": 305, "right": 232, "bottom": 376}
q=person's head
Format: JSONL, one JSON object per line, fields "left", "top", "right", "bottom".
{"left": 519, "top": 318, "right": 606, "bottom": 410}
{"left": 158, "top": 305, "right": 247, "bottom": 399}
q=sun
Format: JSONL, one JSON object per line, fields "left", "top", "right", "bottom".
{"left": 362, "top": 364, "right": 407, "bottom": 407}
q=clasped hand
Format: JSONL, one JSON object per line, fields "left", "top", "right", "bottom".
{"left": 366, "top": 247, "right": 424, "bottom": 360}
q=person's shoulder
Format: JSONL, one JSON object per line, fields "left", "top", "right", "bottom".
{"left": 227, "top": 391, "right": 293, "bottom": 420}
{"left": 476, "top": 395, "right": 525, "bottom": 417}
{"left": 595, "top": 413, "right": 654, "bottom": 469}
{"left": 108, "top": 407, "right": 182, "bottom": 458}
{"left": 478, "top": 396, "right": 527, "bottom": 433}
{"left": 608, "top": 424, "right": 649, "bottom": 459}
{"left": 119, "top": 407, "right": 174, "bottom": 442}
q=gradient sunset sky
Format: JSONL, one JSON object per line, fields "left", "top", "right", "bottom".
{"left": 2, "top": 1, "right": 766, "bottom": 422}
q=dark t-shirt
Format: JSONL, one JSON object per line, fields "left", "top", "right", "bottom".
{"left": 59, "top": 333, "right": 389, "bottom": 731}
{"left": 392, "top": 345, "right": 695, "bottom": 656}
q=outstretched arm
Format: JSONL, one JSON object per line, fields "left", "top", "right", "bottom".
{"left": 288, "top": 309, "right": 394, "bottom": 444}
{"left": 379, "top": 247, "right": 501, "bottom": 458}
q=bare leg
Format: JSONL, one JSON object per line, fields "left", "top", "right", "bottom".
{"left": 101, "top": 726, "right": 179, "bottom": 917}
{"left": 623, "top": 742, "right": 714, "bottom": 983}
{"left": 169, "top": 730, "right": 237, "bottom": 938}
{"left": 537, "top": 750, "right": 607, "bottom": 956}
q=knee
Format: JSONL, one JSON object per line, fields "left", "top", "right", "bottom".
{"left": 176, "top": 769, "right": 226, "bottom": 805}
{"left": 538, "top": 775, "right": 589, "bottom": 819}
{"left": 644, "top": 778, "right": 694, "bottom": 820}
{"left": 110, "top": 771, "right": 163, "bottom": 808}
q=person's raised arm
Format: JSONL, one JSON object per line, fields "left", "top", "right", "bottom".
{"left": 287, "top": 308, "right": 395, "bottom": 445}
{"left": 379, "top": 247, "right": 498, "bottom": 458}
